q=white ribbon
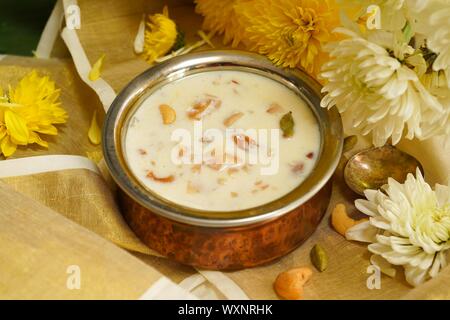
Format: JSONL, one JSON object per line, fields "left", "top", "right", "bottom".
{"left": 179, "top": 271, "right": 250, "bottom": 300}
{"left": 60, "top": 0, "right": 116, "bottom": 111}
{"left": 0, "top": 155, "right": 99, "bottom": 178}
{"left": 139, "top": 277, "right": 198, "bottom": 300}
{"left": 35, "top": 0, "right": 65, "bottom": 59}
{"left": 196, "top": 270, "right": 250, "bottom": 300}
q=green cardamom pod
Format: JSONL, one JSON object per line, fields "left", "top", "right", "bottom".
{"left": 310, "top": 244, "right": 328, "bottom": 272}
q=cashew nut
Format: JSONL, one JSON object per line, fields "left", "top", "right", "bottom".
{"left": 274, "top": 267, "right": 312, "bottom": 300}
{"left": 331, "top": 203, "right": 368, "bottom": 236}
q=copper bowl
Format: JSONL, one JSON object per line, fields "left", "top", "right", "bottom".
{"left": 103, "top": 51, "right": 343, "bottom": 270}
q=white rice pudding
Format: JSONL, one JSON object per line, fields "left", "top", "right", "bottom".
{"left": 124, "top": 70, "right": 320, "bottom": 211}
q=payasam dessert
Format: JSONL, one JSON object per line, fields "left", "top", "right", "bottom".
{"left": 124, "top": 70, "right": 320, "bottom": 211}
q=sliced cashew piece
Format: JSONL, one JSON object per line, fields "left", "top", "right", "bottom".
{"left": 223, "top": 112, "right": 244, "bottom": 127}
{"left": 159, "top": 104, "right": 176, "bottom": 125}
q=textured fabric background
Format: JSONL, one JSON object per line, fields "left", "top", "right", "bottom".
{"left": 0, "top": 0, "right": 449, "bottom": 300}
{"left": 0, "top": 181, "right": 163, "bottom": 299}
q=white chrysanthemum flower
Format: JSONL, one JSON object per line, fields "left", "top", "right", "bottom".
{"left": 346, "top": 168, "right": 450, "bottom": 287}
{"left": 320, "top": 28, "right": 445, "bottom": 146}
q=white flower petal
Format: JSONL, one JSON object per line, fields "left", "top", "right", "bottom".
{"left": 382, "top": 250, "right": 415, "bottom": 265}
{"left": 355, "top": 199, "right": 378, "bottom": 217}
{"left": 346, "top": 221, "right": 378, "bottom": 242}
{"left": 368, "top": 243, "right": 391, "bottom": 255}
{"left": 408, "top": 251, "right": 434, "bottom": 270}
{"left": 405, "top": 264, "right": 428, "bottom": 287}
{"left": 363, "top": 189, "right": 379, "bottom": 203}
{"left": 370, "top": 254, "right": 396, "bottom": 278}
{"left": 370, "top": 216, "right": 391, "bottom": 231}
{"left": 431, "top": 253, "right": 447, "bottom": 281}
{"left": 390, "top": 242, "right": 422, "bottom": 256}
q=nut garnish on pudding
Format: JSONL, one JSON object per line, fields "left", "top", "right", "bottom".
{"left": 124, "top": 70, "right": 320, "bottom": 211}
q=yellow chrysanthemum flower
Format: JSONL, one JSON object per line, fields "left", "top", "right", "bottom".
{"left": 235, "top": 0, "right": 341, "bottom": 76}
{"left": 195, "top": 0, "right": 246, "bottom": 47}
{"left": 0, "top": 70, "right": 68, "bottom": 157}
{"left": 142, "top": 6, "right": 178, "bottom": 64}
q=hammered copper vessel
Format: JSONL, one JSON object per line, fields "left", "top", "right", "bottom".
{"left": 103, "top": 51, "right": 343, "bottom": 270}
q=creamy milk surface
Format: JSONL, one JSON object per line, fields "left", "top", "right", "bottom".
{"left": 124, "top": 70, "right": 320, "bottom": 211}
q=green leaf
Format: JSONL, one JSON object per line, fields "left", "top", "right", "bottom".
{"left": 171, "top": 28, "right": 185, "bottom": 52}
{"left": 402, "top": 21, "right": 413, "bottom": 45}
